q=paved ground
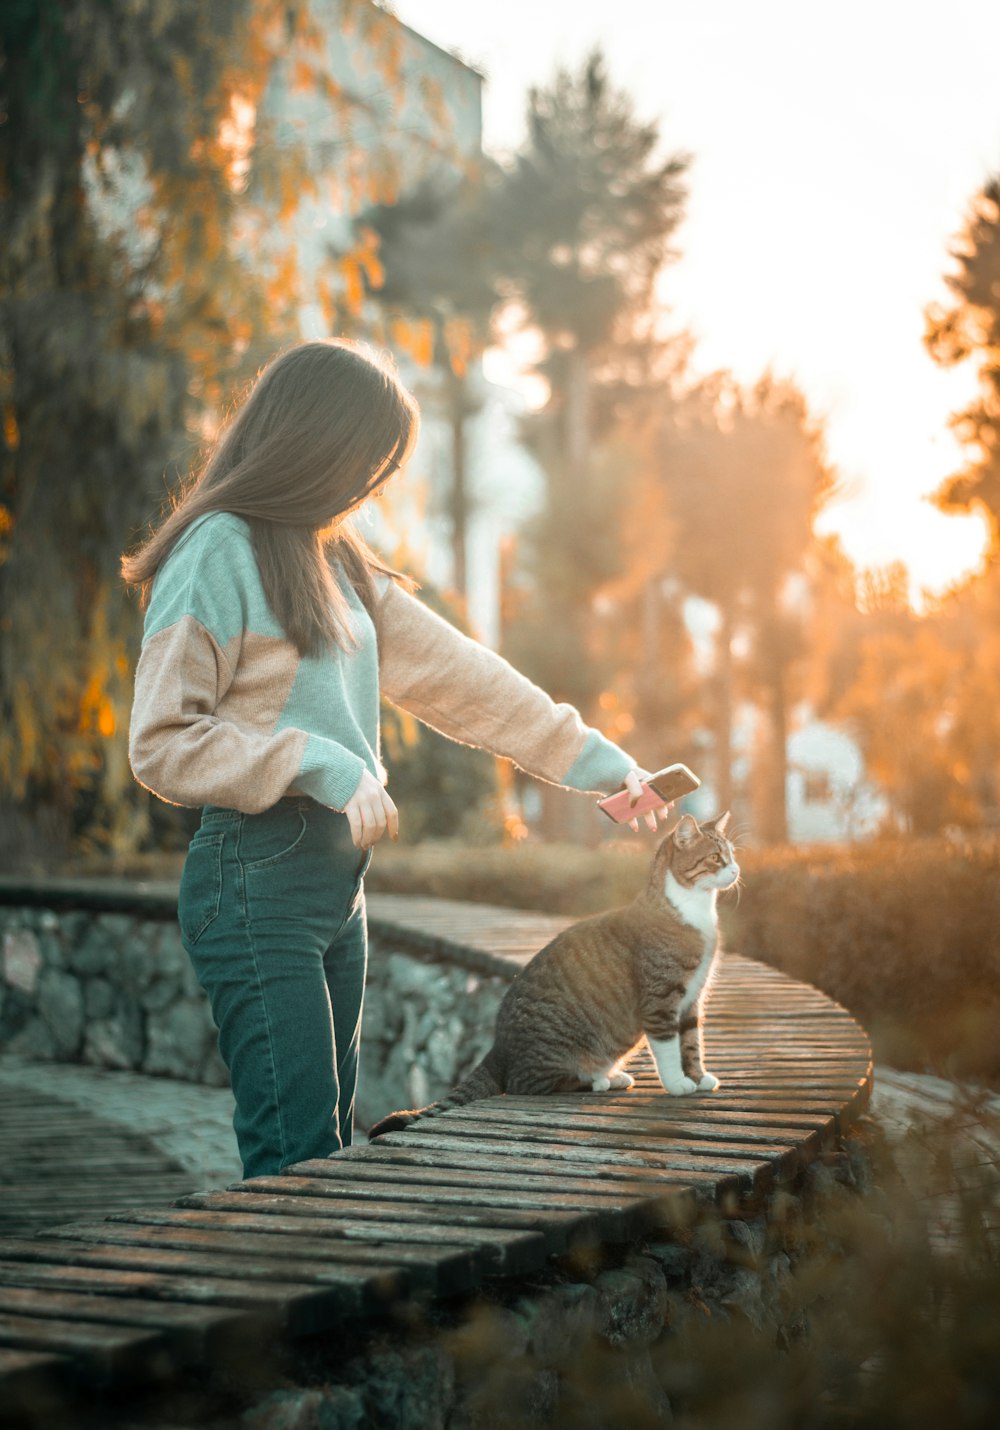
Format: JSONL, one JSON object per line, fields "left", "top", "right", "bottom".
{"left": 0, "top": 1055, "right": 241, "bottom": 1236}
{"left": 1, "top": 1054, "right": 998, "bottom": 1249}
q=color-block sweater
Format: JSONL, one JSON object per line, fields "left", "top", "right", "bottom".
{"left": 129, "top": 512, "right": 637, "bottom": 814}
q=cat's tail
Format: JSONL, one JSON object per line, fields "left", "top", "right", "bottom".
{"left": 367, "top": 1051, "right": 503, "bottom": 1141}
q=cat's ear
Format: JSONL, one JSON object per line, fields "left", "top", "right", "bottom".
{"left": 708, "top": 811, "right": 731, "bottom": 836}
{"left": 673, "top": 814, "right": 700, "bottom": 846}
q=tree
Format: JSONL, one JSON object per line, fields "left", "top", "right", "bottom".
{"left": 492, "top": 49, "right": 689, "bottom": 753}
{"left": 358, "top": 171, "right": 499, "bottom": 606}
{"left": 0, "top": 0, "right": 422, "bottom": 863}
{"left": 652, "top": 371, "right": 835, "bottom": 837}
{"left": 925, "top": 174, "right": 1000, "bottom": 548}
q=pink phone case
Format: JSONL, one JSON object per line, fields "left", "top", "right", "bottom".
{"left": 598, "top": 763, "right": 701, "bottom": 823}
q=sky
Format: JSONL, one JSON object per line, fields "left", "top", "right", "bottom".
{"left": 392, "top": 0, "right": 1000, "bottom": 601}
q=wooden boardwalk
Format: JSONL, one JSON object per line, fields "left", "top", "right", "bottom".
{"left": 0, "top": 895, "right": 873, "bottom": 1419}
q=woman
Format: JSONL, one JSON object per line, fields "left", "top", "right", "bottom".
{"left": 123, "top": 338, "right": 657, "bottom": 1179}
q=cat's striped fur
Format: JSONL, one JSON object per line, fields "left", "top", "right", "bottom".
{"left": 367, "top": 813, "right": 739, "bottom": 1139}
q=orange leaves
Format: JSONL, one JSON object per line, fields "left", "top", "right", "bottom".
{"left": 3, "top": 406, "right": 19, "bottom": 452}
{"left": 443, "top": 316, "right": 476, "bottom": 378}
{"left": 292, "top": 59, "right": 317, "bottom": 92}
{"left": 337, "top": 228, "right": 385, "bottom": 317}
{"left": 390, "top": 315, "right": 435, "bottom": 368}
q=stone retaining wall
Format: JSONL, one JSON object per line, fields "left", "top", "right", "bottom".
{"left": 0, "top": 893, "right": 505, "bottom": 1128}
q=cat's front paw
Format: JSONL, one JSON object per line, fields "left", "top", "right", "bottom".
{"left": 662, "top": 1075, "right": 699, "bottom": 1096}
{"left": 608, "top": 1070, "right": 634, "bottom": 1090}
{"left": 697, "top": 1072, "right": 720, "bottom": 1092}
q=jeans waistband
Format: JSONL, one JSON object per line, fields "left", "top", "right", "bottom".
{"left": 201, "top": 796, "right": 315, "bottom": 824}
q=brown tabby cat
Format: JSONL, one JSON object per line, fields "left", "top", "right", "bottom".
{"left": 367, "top": 812, "right": 739, "bottom": 1139}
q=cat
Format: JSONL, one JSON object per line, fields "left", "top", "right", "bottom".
{"left": 367, "top": 812, "right": 739, "bottom": 1140}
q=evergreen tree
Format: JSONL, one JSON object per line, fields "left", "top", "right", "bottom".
{"left": 492, "top": 49, "right": 690, "bottom": 716}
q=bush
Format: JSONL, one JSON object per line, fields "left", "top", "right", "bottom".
{"left": 725, "top": 838, "right": 1000, "bottom": 1087}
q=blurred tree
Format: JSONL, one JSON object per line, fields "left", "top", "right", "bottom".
{"left": 925, "top": 174, "right": 1000, "bottom": 548}
{"left": 358, "top": 171, "right": 499, "bottom": 607}
{"left": 492, "top": 48, "right": 690, "bottom": 716}
{"left": 654, "top": 371, "right": 835, "bottom": 838}
{"left": 836, "top": 614, "right": 973, "bottom": 835}
{"left": 0, "top": 0, "right": 419, "bottom": 864}
{"left": 581, "top": 411, "right": 701, "bottom": 775}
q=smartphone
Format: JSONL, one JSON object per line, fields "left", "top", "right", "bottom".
{"left": 598, "top": 763, "right": 701, "bottom": 823}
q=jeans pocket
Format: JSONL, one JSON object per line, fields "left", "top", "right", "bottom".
{"left": 178, "top": 830, "right": 225, "bottom": 946}
{"left": 239, "top": 806, "right": 309, "bottom": 873}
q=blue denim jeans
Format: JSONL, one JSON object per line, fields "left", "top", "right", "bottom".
{"left": 178, "top": 797, "right": 370, "bottom": 1179}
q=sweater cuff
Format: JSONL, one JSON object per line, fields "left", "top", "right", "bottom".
{"left": 297, "top": 734, "right": 369, "bottom": 811}
{"left": 560, "top": 730, "right": 638, "bottom": 795}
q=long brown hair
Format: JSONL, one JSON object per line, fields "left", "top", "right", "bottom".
{"left": 121, "top": 339, "right": 420, "bottom": 654}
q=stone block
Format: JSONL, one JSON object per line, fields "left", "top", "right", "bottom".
{"left": 83, "top": 1009, "right": 143, "bottom": 1070}
{"left": 60, "top": 912, "right": 91, "bottom": 946}
{"left": 37, "top": 930, "right": 66, "bottom": 968}
{"left": 645, "top": 1240, "right": 694, "bottom": 1285}
{"left": 386, "top": 952, "right": 440, "bottom": 998}
{"left": 94, "top": 912, "right": 136, "bottom": 950}
{"left": 3, "top": 929, "right": 42, "bottom": 994}
{"left": 724, "top": 1217, "right": 768, "bottom": 1267}
{"left": 513, "top": 1283, "right": 598, "bottom": 1367}
{"left": 242, "top": 1387, "right": 367, "bottom": 1430}
{"left": 7, "top": 1016, "right": 56, "bottom": 1060}
{"left": 70, "top": 925, "right": 112, "bottom": 976}
{"left": 717, "top": 1265, "right": 769, "bottom": 1331}
{"left": 84, "top": 978, "right": 116, "bottom": 1020}
{"left": 360, "top": 983, "right": 386, "bottom": 1043}
{"left": 37, "top": 968, "right": 84, "bottom": 1057}
{"left": 594, "top": 1256, "right": 668, "bottom": 1348}
{"left": 406, "top": 1061, "right": 430, "bottom": 1110}
{"left": 140, "top": 976, "right": 182, "bottom": 1012}
{"left": 121, "top": 937, "right": 158, "bottom": 994}
{"left": 426, "top": 1026, "right": 457, "bottom": 1084}
{"left": 201, "top": 1040, "right": 230, "bottom": 1088}
{"left": 144, "top": 998, "right": 214, "bottom": 1080}
{"left": 360, "top": 1344, "right": 455, "bottom": 1430}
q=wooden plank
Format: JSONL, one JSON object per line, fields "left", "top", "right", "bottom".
{"left": 106, "top": 1207, "right": 549, "bottom": 1279}
{"left": 334, "top": 1142, "right": 728, "bottom": 1194}
{"left": 374, "top": 1129, "right": 764, "bottom": 1193}
{"left": 289, "top": 1155, "right": 705, "bottom": 1206}
{"left": 0, "top": 1239, "right": 402, "bottom": 1326}
{"left": 487, "top": 1097, "right": 837, "bottom": 1134}
{"left": 500, "top": 1091, "right": 847, "bottom": 1116}
{"left": 0, "top": 1310, "right": 171, "bottom": 1387}
{"left": 0, "top": 1284, "right": 249, "bottom": 1362}
{"left": 37, "top": 1222, "right": 481, "bottom": 1299}
{"left": 0, "top": 1346, "right": 76, "bottom": 1416}
{"left": 437, "top": 1103, "right": 826, "bottom": 1151}
{"left": 217, "top": 1173, "right": 652, "bottom": 1235}
{"left": 396, "top": 1119, "right": 802, "bottom": 1180}
{"left": 176, "top": 1190, "right": 597, "bottom": 1253}
{"left": 0, "top": 1256, "right": 355, "bottom": 1339}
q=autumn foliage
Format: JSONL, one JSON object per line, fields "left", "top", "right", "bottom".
{"left": 3, "top": 6, "right": 1000, "bottom": 862}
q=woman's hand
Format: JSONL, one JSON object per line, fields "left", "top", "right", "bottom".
{"left": 343, "top": 769, "right": 399, "bottom": 850}
{"left": 623, "top": 768, "right": 671, "bottom": 834}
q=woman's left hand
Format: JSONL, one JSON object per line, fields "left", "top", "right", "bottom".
{"left": 623, "top": 768, "right": 671, "bottom": 833}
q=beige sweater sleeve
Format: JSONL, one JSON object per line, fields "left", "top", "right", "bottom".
{"left": 128, "top": 616, "right": 312, "bottom": 812}
{"left": 375, "top": 580, "right": 636, "bottom": 794}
